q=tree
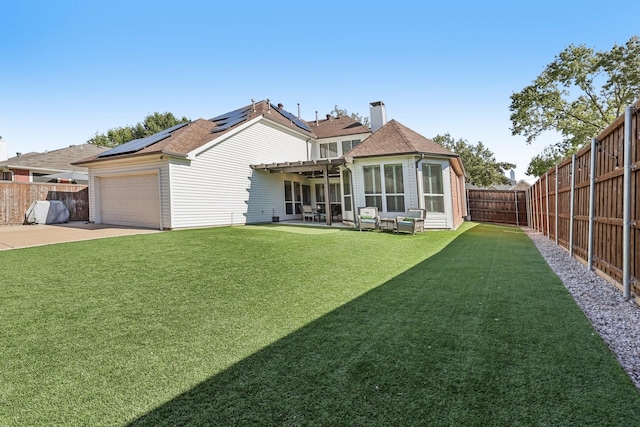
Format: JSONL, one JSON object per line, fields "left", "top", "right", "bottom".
{"left": 329, "top": 105, "right": 370, "bottom": 127}
{"left": 432, "top": 134, "right": 516, "bottom": 187}
{"left": 510, "top": 36, "right": 640, "bottom": 176}
{"left": 88, "top": 112, "right": 190, "bottom": 148}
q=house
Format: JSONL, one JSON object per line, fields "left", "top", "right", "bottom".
{"left": 0, "top": 144, "right": 109, "bottom": 183}
{"left": 74, "top": 100, "right": 466, "bottom": 230}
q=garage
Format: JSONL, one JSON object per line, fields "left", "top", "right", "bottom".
{"left": 98, "top": 173, "right": 161, "bottom": 229}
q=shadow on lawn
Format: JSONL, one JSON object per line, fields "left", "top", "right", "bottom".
{"left": 128, "top": 225, "right": 639, "bottom": 426}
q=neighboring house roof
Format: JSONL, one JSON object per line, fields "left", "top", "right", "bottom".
{"left": 308, "top": 115, "right": 370, "bottom": 139}
{"left": 1, "top": 144, "right": 109, "bottom": 173}
{"left": 345, "top": 119, "right": 457, "bottom": 159}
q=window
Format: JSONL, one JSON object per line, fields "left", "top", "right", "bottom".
{"left": 315, "top": 183, "right": 325, "bottom": 205}
{"left": 341, "top": 139, "right": 361, "bottom": 155}
{"left": 342, "top": 169, "right": 352, "bottom": 212}
{"left": 423, "top": 163, "right": 445, "bottom": 213}
{"left": 302, "top": 185, "right": 311, "bottom": 205}
{"left": 293, "top": 182, "right": 302, "bottom": 214}
{"left": 1, "top": 170, "right": 13, "bottom": 181}
{"left": 284, "top": 180, "right": 294, "bottom": 214}
{"left": 384, "top": 164, "right": 405, "bottom": 212}
{"left": 363, "top": 165, "right": 382, "bottom": 209}
{"left": 319, "top": 142, "right": 338, "bottom": 159}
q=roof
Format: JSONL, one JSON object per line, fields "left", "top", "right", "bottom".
{"left": 1, "top": 144, "right": 109, "bottom": 173}
{"left": 345, "top": 119, "right": 458, "bottom": 159}
{"left": 307, "top": 115, "right": 371, "bottom": 139}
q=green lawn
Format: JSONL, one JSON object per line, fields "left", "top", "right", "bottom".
{"left": 1, "top": 222, "right": 639, "bottom": 426}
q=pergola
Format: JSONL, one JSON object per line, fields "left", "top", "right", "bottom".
{"left": 250, "top": 159, "right": 346, "bottom": 225}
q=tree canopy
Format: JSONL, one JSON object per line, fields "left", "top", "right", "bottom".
{"left": 88, "top": 112, "right": 190, "bottom": 148}
{"left": 330, "top": 105, "right": 370, "bottom": 127}
{"left": 509, "top": 36, "right": 640, "bottom": 176}
{"left": 432, "top": 134, "right": 515, "bottom": 187}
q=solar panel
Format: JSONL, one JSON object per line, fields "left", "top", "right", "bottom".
{"left": 98, "top": 121, "right": 190, "bottom": 158}
{"left": 212, "top": 115, "right": 248, "bottom": 133}
{"left": 270, "top": 103, "right": 312, "bottom": 132}
{"left": 211, "top": 106, "right": 251, "bottom": 122}
{"left": 214, "top": 110, "right": 248, "bottom": 126}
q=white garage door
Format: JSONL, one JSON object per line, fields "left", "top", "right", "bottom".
{"left": 99, "top": 174, "right": 160, "bottom": 229}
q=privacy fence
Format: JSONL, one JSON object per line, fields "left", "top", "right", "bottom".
{"left": 466, "top": 189, "right": 528, "bottom": 227}
{"left": 0, "top": 182, "right": 89, "bottom": 225}
{"left": 528, "top": 101, "right": 639, "bottom": 304}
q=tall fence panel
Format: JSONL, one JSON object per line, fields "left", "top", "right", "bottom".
{"left": 0, "top": 182, "right": 89, "bottom": 225}
{"left": 467, "top": 189, "right": 528, "bottom": 226}
{"left": 527, "top": 100, "right": 639, "bottom": 303}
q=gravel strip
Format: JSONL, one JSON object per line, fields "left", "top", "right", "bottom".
{"left": 525, "top": 229, "right": 640, "bottom": 390}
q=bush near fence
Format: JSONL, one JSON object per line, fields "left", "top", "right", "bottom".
{"left": 0, "top": 182, "right": 89, "bottom": 225}
{"left": 528, "top": 100, "right": 639, "bottom": 304}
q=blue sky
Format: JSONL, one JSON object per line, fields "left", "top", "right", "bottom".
{"left": 2, "top": 1, "right": 638, "bottom": 180}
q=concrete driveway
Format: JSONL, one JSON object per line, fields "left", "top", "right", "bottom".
{"left": 0, "top": 222, "right": 162, "bottom": 251}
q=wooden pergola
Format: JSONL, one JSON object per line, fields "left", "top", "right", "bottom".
{"left": 250, "top": 159, "right": 345, "bottom": 225}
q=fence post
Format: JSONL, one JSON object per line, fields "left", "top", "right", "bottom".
{"left": 545, "top": 172, "right": 550, "bottom": 239}
{"left": 526, "top": 188, "right": 532, "bottom": 228}
{"left": 588, "top": 138, "right": 597, "bottom": 271}
{"left": 569, "top": 154, "right": 576, "bottom": 257}
{"left": 537, "top": 179, "right": 542, "bottom": 232}
{"left": 623, "top": 105, "right": 633, "bottom": 299}
{"left": 514, "top": 191, "right": 519, "bottom": 226}
{"left": 555, "top": 164, "right": 559, "bottom": 245}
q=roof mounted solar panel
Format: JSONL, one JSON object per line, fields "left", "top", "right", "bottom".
{"left": 211, "top": 106, "right": 251, "bottom": 122}
{"left": 270, "top": 103, "right": 311, "bottom": 132}
{"left": 212, "top": 115, "right": 248, "bottom": 133}
{"left": 97, "top": 121, "right": 190, "bottom": 158}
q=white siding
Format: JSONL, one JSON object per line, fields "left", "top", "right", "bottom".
{"left": 351, "top": 156, "right": 418, "bottom": 218}
{"left": 169, "top": 121, "right": 310, "bottom": 228}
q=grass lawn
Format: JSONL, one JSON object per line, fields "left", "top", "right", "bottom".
{"left": 1, "top": 222, "right": 639, "bottom": 426}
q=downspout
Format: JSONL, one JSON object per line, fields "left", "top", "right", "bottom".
{"left": 415, "top": 154, "right": 424, "bottom": 209}
{"left": 569, "top": 154, "right": 576, "bottom": 257}
{"left": 588, "top": 138, "right": 597, "bottom": 271}
{"left": 323, "top": 164, "right": 331, "bottom": 226}
{"left": 622, "top": 105, "right": 633, "bottom": 299}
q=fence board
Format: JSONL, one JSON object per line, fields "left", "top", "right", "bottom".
{"left": 0, "top": 182, "right": 89, "bottom": 224}
{"left": 467, "top": 190, "right": 528, "bottom": 226}
{"left": 527, "top": 100, "right": 639, "bottom": 302}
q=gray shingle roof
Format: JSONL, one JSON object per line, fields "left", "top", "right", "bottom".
{"left": 2, "top": 144, "right": 109, "bottom": 172}
{"left": 345, "top": 119, "right": 458, "bottom": 159}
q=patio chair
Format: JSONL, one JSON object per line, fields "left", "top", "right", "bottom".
{"left": 396, "top": 208, "right": 427, "bottom": 235}
{"left": 357, "top": 207, "right": 379, "bottom": 231}
{"left": 302, "top": 205, "right": 318, "bottom": 222}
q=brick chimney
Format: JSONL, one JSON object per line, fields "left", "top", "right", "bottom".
{"left": 370, "top": 101, "right": 387, "bottom": 132}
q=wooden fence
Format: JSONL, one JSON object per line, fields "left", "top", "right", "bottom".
{"left": 467, "top": 189, "right": 529, "bottom": 226}
{"left": 528, "top": 100, "right": 639, "bottom": 304}
{"left": 0, "top": 182, "right": 89, "bottom": 225}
